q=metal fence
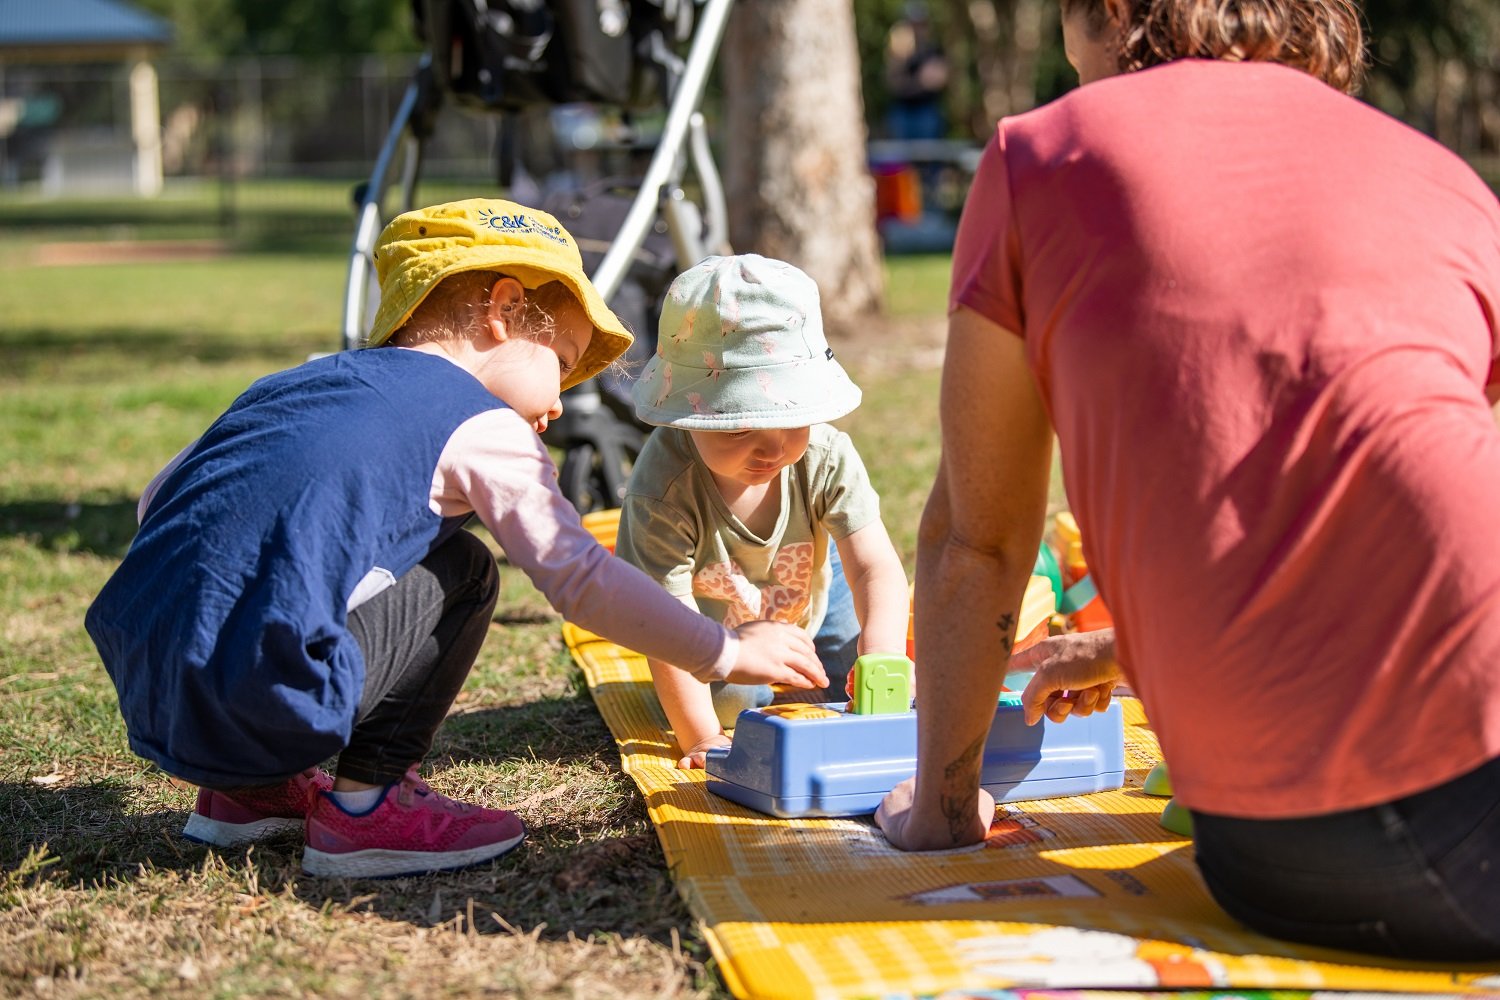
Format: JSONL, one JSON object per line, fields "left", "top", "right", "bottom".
{"left": 3, "top": 52, "right": 1495, "bottom": 251}
{"left": 0, "top": 55, "right": 513, "bottom": 244}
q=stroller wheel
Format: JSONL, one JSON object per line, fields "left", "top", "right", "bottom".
{"left": 559, "top": 424, "right": 645, "bottom": 515}
{"left": 561, "top": 443, "right": 611, "bottom": 512}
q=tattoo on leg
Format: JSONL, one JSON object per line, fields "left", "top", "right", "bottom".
{"left": 996, "top": 612, "right": 1015, "bottom": 654}
{"left": 939, "top": 733, "right": 987, "bottom": 843}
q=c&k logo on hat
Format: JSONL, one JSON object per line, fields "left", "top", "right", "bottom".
{"left": 477, "top": 208, "right": 568, "bottom": 245}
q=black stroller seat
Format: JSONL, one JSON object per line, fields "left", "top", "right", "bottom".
{"left": 539, "top": 174, "right": 678, "bottom": 509}
{"left": 342, "top": 0, "right": 733, "bottom": 511}
{"left": 415, "top": 0, "right": 667, "bottom": 113}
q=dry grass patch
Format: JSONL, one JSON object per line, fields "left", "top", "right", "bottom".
{"left": 0, "top": 248, "right": 964, "bottom": 997}
{"left": 4, "top": 848, "right": 712, "bottom": 999}
{"left": 1, "top": 553, "right": 724, "bottom": 997}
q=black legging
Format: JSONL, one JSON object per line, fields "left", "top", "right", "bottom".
{"left": 339, "top": 529, "right": 499, "bottom": 785}
{"left": 1192, "top": 753, "right": 1500, "bottom": 962}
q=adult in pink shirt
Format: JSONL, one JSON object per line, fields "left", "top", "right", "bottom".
{"left": 876, "top": 0, "right": 1500, "bottom": 961}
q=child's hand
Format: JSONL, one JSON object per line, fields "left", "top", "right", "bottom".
{"left": 677, "top": 732, "right": 732, "bottom": 769}
{"left": 728, "top": 621, "right": 826, "bottom": 689}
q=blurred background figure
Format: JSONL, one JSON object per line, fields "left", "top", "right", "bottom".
{"left": 883, "top": 1, "right": 949, "bottom": 141}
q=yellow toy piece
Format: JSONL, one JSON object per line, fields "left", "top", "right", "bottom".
{"left": 759, "top": 703, "right": 840, "bottom": 721}
{"left": 580, "top": 507, "right": 622, "bottom": 551}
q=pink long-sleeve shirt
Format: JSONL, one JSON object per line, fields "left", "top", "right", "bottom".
{"left": 140, "top": 396, "right": 738, "bottom": 683}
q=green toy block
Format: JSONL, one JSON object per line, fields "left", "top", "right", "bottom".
{"left": 1160, "top": 797, "right": 1194, "bottom": 837}
{"left": 1142, "top": 760, "right": 1174, "bottom": 797}
{"left": 850, "top": 653, "right": 913, "bottom": 715}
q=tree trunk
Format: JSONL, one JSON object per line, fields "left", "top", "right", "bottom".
{"left": 722, "top": 0, "right": 884, "bottom": 329}
{"left": 954, "top": 0, "right": 1046, "bottom": 133}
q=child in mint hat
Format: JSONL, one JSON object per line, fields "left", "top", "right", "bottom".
{"left": 85, "top": 202, "right": 825, "bottom": 878}
{"left": 616, "top": 254, "right": 911, "bottom": 768}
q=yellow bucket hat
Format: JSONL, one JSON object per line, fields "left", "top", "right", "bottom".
{"left": 366, "top": 198, "right": 633, "bottom": 390}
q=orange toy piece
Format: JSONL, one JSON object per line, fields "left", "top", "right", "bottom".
{"left": 905, "top": 583, "right": 916, "bottom": 661}
{"left": 1051, "top": 511, "right": 1113, "bottom": 632}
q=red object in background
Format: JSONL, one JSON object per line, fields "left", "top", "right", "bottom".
{"left": 873, "top": 163, "right": 922, "bottom": 222}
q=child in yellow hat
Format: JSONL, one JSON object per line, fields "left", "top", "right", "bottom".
{"left": 85, "top": 201, "right": 825, "bottom": 878}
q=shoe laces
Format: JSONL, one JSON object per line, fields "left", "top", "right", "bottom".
{"left": 297, "top": 767, "right": 329, "bottom": 812}
{"left": 397, "top": 766, "right": 475, "bottom": 815}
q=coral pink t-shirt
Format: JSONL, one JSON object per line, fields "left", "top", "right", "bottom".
{"left": 952, "top": 59, "right": 1500, "bottom": 817}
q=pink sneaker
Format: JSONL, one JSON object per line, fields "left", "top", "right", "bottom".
{"left": 181, "top": 767, "right": 334, "bottom": 847}
{"left": 301, "top": 767, "right": 525, "bottom": 878}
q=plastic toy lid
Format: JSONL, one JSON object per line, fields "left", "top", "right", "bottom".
{"left": 1033, "top": 542, "right": 1063, "bottom": 603}
{"left": 1002, "top": 671, "right": 1034, "bottom": 693}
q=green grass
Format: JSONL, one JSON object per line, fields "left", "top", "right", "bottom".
{"left": 0, "top": 177, "right": 497, "bottom": 255}
{"left": 879, "top": 253, "right": 952, "bottom": 318}
{"left": 0, "top": 229, "right": 983, "bottom": 996}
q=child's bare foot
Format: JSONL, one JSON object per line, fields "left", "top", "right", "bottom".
{"left": 677, "top": 733, "right": 732, "bottom": 770}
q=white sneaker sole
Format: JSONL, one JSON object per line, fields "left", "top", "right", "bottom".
{"left": 301, "top": 831, "right": 525, "bottom": 878}
{"left": 182, "top": 813, "right": 303, "bottom": 847}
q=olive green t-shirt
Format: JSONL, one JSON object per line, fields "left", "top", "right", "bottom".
{"left": 615, "top": 423, "right": 880, "bottom": 636}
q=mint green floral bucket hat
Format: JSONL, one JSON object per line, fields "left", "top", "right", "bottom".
{"left": 632, "top": 254, "right": 862, "bottom": 430}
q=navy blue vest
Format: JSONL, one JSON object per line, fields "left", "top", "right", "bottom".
{"left": 85, "top": 349, "right": 505, "bottom": 786}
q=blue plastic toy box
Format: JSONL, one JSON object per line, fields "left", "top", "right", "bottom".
{"left": 704, "top": 694, "right": 1125, "bottom": 819}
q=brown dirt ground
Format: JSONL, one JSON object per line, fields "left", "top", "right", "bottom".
{"left": 828, "top": 312, "right": 947, "bottom": 372}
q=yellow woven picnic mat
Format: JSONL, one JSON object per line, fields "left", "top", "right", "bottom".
{"left": 563, "top": 621, "right": 1500, "bottom": 999}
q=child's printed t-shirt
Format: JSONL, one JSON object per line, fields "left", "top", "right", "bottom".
{"left": 616, "top": 423, "right": 879, "bottom": 639}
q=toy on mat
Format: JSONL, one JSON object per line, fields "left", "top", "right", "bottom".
{"left": 1142, "top": 760, "right": 1173, "bottom": 796}
{"left": 848, "top": 653, "right": 912, "bottom": 714}
{"left": 704, "top": 686, "right": 1126, "bottom": 819}
{"left": 1159, "top": 799, "right": 1194, "bottom": 837}
{"left": 1143, "top": 760, "right": 1193, "bottom": 837}
{"left": 1050, "top": 511, "right": 1113, "bottom": 632}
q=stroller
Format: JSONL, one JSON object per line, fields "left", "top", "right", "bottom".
{"left": 340, "top": 0, "right": 734, "bottom": 512}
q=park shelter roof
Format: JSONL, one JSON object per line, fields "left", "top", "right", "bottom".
{"left": 0, "top": 0, "right": 172, "bottom": 61}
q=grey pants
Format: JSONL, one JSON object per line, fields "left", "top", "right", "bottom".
{"left": 340, "top": 528, "right": 499, "bottom": 784}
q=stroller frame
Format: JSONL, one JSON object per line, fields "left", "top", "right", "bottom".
{"left": 340, "top": 0, "right": 735, "bottom": 511}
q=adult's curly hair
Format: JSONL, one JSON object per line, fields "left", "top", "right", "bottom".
{"left": 1060, "top": 0, "right": 1368, "bottom": 94}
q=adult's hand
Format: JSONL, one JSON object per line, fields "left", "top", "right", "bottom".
{"left": 727, "top": 620, "right": 826, "bottom": 689}
{"left": 875, "top": 776, "right": 997, "bottom": 851}
{"left": 1016, "top": 629, "right": 1124, "bottom": 725}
